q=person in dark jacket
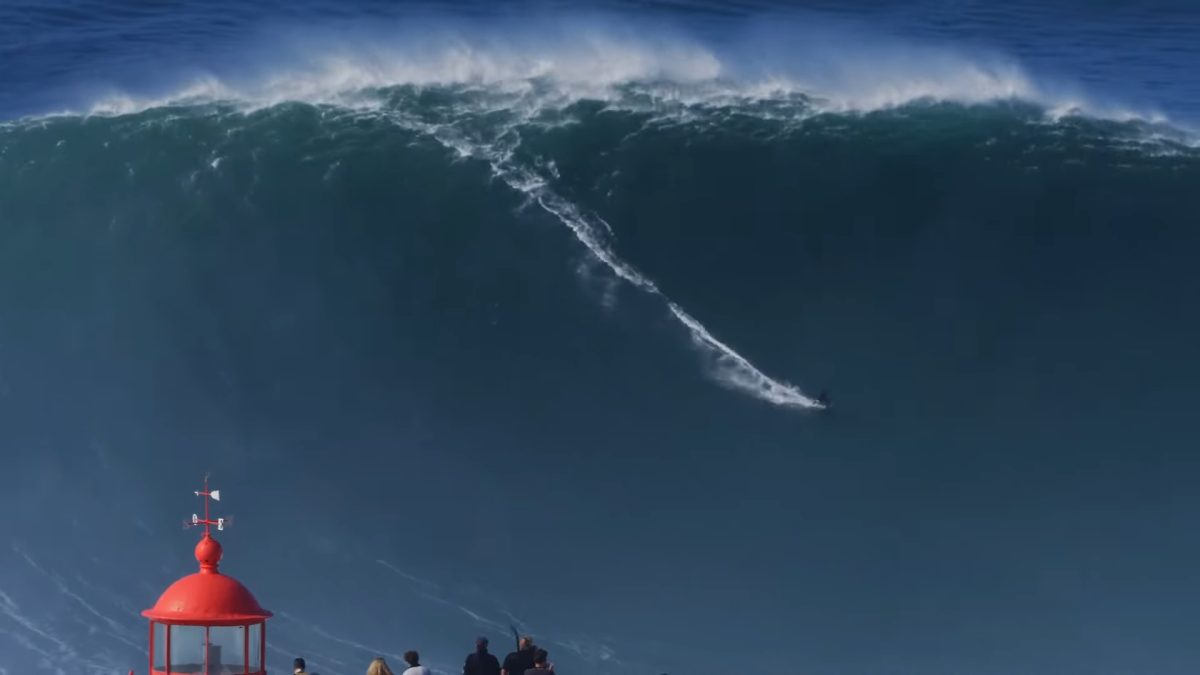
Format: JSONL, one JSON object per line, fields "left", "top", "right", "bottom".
{"left": 502, "top": 636, "right": 536, "bottom": 675}
{"left": 523, "top": 649, "right": 553, "bottom": 675}
{"left": 463, "top": 636, "right": 501, "bottom": 675}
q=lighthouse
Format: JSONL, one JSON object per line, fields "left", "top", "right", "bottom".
{"left": 140, "top": 477, "right": 273, "bottom": 675}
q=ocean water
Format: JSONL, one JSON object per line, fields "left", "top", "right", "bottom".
{"left": 2, "top": 2, "right": 1200, "bottom": 675}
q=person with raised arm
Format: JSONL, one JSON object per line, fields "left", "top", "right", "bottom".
{"left": 502, "top": 636, "right": 536, "bottom": 675}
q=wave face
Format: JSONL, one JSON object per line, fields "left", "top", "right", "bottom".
{"left": 4, "top": 7, "right": 1200, "bottom": 675}
{"left": 4, "top": 86, "right": 1196, "bottom": 413}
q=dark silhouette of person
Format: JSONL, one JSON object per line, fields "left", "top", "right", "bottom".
{"left": 402, "top": 650, "right": 431, "bottom": 675}
{"left": 502, "top": 636, "right": 535, "bottom": 675}
{"left": 463, "top": 636, "right": 501, "bottom": 675}
{"left": 523, "top": 648, "right": 554, "bottom": 675}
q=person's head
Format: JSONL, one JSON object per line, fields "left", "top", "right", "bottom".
{"left": 294, "top": 658, "right": 306, "bottom": 673}
{"left": 534, "top": 649, "right": 548, "bottom": 666}
{"left": 403, "top": 651, "right": 419, "bottom": 667}
{"left": 476, "top": 635, "right": 489, "bottom": 651}
{"left": 519, "top": 636, "right": 534, "bottom": 651}
{"left": 366, "top": 657, "right": 394, "bottom": 675}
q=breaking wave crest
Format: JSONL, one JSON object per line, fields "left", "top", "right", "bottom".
{"left": 47, "top": 15, "right": 1179, "bottom": 128}
{"left": 4, "top": 19, "right": 1199, "bottom": 412}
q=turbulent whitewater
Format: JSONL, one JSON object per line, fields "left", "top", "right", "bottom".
{"left": 3, "top": 16, "right": 1200, "bottom": 675}
{"left": 3, "top": 28, "right": 1198, "bottom": 411}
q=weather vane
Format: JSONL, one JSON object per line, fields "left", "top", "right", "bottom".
{"left": 183, "top": 473, "right": 233, "bottom": 534}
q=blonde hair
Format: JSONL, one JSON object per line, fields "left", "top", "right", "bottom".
{"left": 367, "top": 657, "right": 395, "bottom": 675}
{"left": 519, "top": 637, "right": 534, "bottom": 650}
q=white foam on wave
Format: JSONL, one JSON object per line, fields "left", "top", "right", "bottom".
{"left": 1, "top": 544, "right": 144, "bottom": 675}
{"left": 46, "top": 13, "right": 1191, "bottom": 411}
{"left": 70, "top": 12, "right": 1173, "bottom": 127}
{"left": 391, "top": 104, "right": 827, "bottom": 410}
{"left": 66, "top": 14, "right": 1187, "bottom": 411}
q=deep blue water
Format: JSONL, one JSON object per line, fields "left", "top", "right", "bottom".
{"left": 2, "top": 2, "right": 1200, "bottom": 675}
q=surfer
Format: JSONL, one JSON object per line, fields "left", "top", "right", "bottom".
{"left": 817, "top": 389, "right": 830, "bottom": 408}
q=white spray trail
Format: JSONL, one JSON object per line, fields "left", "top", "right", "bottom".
{"left": 530, "top": 181, "right": 824, "bottom": 409}
{"left": 668, "top": 303, "right": 820, "bottom": 408}
{"left": 406, "top": 115, "right": 824, "bottom": 410}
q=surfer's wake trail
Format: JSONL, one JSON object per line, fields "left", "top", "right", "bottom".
{"left": 2, "top": 25, "right": 1197, "bottom": 413}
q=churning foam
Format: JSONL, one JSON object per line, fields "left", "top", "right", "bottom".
{"left": 73, "top": 14, "right": 1169, "bottom": 125}
{"left": 52, "top": 15, "right": 1183, "bottom": 411}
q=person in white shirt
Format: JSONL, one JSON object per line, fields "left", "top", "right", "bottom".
{"left": 402, "top": 650, "right": 432, "bottom": 675}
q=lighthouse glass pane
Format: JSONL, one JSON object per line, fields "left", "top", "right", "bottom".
{"left": 153, "top": 622, "right": 167, "bottom": 671}
{"left": 208, "top": 625, "right": 248, "bottom": 674}
{"left": 248, "top": 624, "right": 261, "bottom": 672}
{"left": 168, "top": 625, "right": 207, "bottom": 674}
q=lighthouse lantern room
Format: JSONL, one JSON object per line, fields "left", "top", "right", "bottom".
{"left": 141, "top": 477, "right": 273, "bottom": 675}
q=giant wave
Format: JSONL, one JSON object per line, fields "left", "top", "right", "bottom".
{"left": 4, "top": 15, "right": 1200, "bottom": 675}
{"left": 3, "top": 21, "right": 1198, "bottom": 411}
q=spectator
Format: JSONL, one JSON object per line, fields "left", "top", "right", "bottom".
{"left": 524, "top": 649, "right": 553, "bottom": 675}
{"left": 402, "top": 650, "right": 432, "bottom": 675}
{"left": 502, "top": 636, "right": 536, "bottom": 675}
{"left": 463, "top": 635, "right": 501, "bottom": 675}
{"left": 367, "top": 657, "right": 396, "bottom": 675}
{"left": 294, "top": 658, "right": 309, "bottom": 675}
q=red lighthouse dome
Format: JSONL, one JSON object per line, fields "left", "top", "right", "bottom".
{"left": 140, "top": 478, "right": 272, "bottom": 675}
{"left": 143, "top": 534, "right": 272, "bottom": 626}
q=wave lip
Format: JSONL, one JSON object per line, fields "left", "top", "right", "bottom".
{"left": 61, "top": 19, "right": 1176, "bottom": 130}
{"left": 12, "top": 19, "right": 1192, "bottom": 414}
